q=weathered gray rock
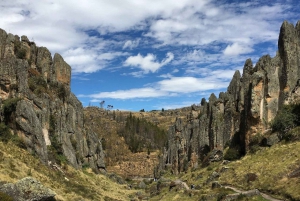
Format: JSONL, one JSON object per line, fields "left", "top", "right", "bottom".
{"left": 156, "top": 20, "right": 300, "bottom": 176}
{"left": 0, "top": 177, "right": 56, "bottom": 201}
{"left": 0, "top": 28, "right": 105, "bottom": 171}
{"left": 261, "top": 133, "right": 280, "bottom": 147}
{"left": 169, "top": 179, "right": 189, "bottom": 190}
{"left": 16, "top": 100, "right": 48, "bottom": 163}
{"left": 206, "top": 171, "right": 220, "bottom": 184}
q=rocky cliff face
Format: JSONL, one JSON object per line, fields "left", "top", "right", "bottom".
{"left": 155, "top": 20, "right": 300, "bottom": 176}
{"left": 0, "top": 29, "right": 105, "bottom": 170}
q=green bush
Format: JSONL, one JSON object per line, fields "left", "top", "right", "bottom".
{"left": 2, "top": 98, "right": 21, "bottom": 122}
{"left": 28, "top": 75, "right": 47, "bottom": 95}
{"left": 16, "top": 48, "right": 26, "bottom": 59}
{"left": 271, "top": 104, "right": 300, "bottom": 140}
{"left": 223, "top": 148, "right": 240, "bottom": 161}
{"left": 284, "top": 127, "right": 300, "bottom": 142}
{"left": 249, "top": 144, "right": 260, "bottom": 154}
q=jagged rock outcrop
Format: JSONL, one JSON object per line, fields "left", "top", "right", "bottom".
{"left": 155, "top": 20, "right": 300, "bottom": 176}
{"left": 0, "top": 28, "right": 105, "bottom": 170}
{"left": 0, "top": 177, "right": 56, "bottom": 201}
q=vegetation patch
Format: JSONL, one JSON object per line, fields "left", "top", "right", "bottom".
{"left": 223, "top": 147, "right": 241, "bottom": 161}
{"left": 2, "top": 98, "right": 21, "bottom": 123}
{"left": 117, "top": 113, "right": 167, "bottom": 153}
{"left": 271, "top": 103, "right": 300, "bottom": 141}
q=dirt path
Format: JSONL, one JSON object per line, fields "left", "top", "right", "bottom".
{"left": 224, "top": 186, "right": 283, "bottom": 201}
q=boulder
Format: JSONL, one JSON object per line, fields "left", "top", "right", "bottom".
{"left": 0, "top": 177, "right": 56, "bottom": 201}
{"left": 169, "top": 179, "right": 189, "bottom": 191}
{"left": 261, "top": 134, "right": 280, "bottom": 147}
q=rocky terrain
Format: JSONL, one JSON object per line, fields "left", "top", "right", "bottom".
{"left": 0, "top": 20, "right": 299, "bottom": 200}
{"left": 155, "top": 20, "right": 300, "bottom": 175}
{"left": 0, "top": 29, "right": 105, "bottom": 171}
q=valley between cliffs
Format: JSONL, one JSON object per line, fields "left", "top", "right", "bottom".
{"left": 0, "top": 20, "right": 299, "bottom": 201}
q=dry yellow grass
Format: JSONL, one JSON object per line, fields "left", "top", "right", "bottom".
{"left": 0, "top": 141, "right": 138, "bottom": 201}
{"left": 149, "top": 141, "right": 300, "bottom": 200}
{"left": 219, "top": 141, "right": 300, "bottom": 200}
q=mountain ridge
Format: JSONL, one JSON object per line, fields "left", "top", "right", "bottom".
{"left": 0, "top": 28, "right": 105, "bottom": 171}
{"left": 155, "top": 20, "right": 300, "bottom": 176}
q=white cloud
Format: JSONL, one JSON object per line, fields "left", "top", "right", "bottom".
{"left": 157, "top": 77, "right": 227, "bottom": 93}
{"left": 172, "top": 69, "right": 179, "bottom": 73}
{"left": 123, "top": 39, "right": 140, "bottom": 49}
{"left": 63, "top": 47, "right": 128, "bottom": 73}
{"left": 0, "top": 0, "right": 296, "bottom": 76}
{"left": 79, "top": 88, "right": 168, "bottom": 99}
{"left": 124, "top": 52, "right": 174, "bottom": 73}
{"left": 158, "top": 73, "right": 173, "bottom": 78}
{"left": 156, "top": 101, "right": 199, "bottom": 110}
{"left": 80, "top": 74, "right": 229, "bottom": 100}
{"left": 223, "top": 43, "right": 254, "bottom": 56}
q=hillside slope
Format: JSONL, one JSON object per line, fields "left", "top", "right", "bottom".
{"left": 0, "top": 141, "right": 137, "bottom": 201}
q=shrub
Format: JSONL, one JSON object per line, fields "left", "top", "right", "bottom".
{"left": 284, "top": 127, "right": 300, "bottom": 142}
{"left": 249, "top": 144, "right": 260, "bottom": 154}
{"left": 2, "top": 98, "right": 21, "bottom": 122}
{"left": 16, "top": 48, "right": 26, "bottom": 59}
{"left": 223, "top": 148, "right": 240, "bottom": 161}
{"left": 0, "top": 123, "right": 11, "bottom": 143}
{"left": 56, "top": 154, "right": 68, "bottom": 165}
{"left": 28, "top": 75, "right": 47, "bottom": 95}
{"left": 271, "top": 104, "right": 300, "bottom": 140}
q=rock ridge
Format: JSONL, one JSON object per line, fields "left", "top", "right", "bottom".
{"left": 155, "top": 20, "right": 300, "bottom": 176}
{"left": 0, "top": 29, "right": 105, "bottom": 170}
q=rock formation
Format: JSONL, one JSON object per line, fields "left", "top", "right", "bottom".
{"left": 155, "top": 20, "right": 300, "bottom": 176}
{"left": 0, "top": 177, "right": 56, "bottom": 201}
{"left": 0, "top": 29, "right": 105, "bottom": 170}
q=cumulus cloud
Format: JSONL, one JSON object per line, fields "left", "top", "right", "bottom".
{"left": 63, "top": 47, "right": 128, "bottom": 73}
{"left": 223, "top": 43, "right": 254, "bottom": 56}
{"left": 123, "top": 39, "right": 140, "bottom": 49}
{"left": 157, "top": 77, "right": 227, "bottom": 93}
{"left": 124, "top": 52, "right": 174, "bottom": 73}
{"left": 0, "top": 0, "right": 296, "bottom": 75}
{"left": 1, "top": 0, "right": 298, "bottom": 110}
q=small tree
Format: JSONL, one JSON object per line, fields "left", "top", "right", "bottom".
{"left": 100, "top": 100, "right": 105, "bottom": 108}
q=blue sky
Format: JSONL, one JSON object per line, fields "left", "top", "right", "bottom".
{"left": 1, "top": 0, "right": 299, "bottom": 111}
